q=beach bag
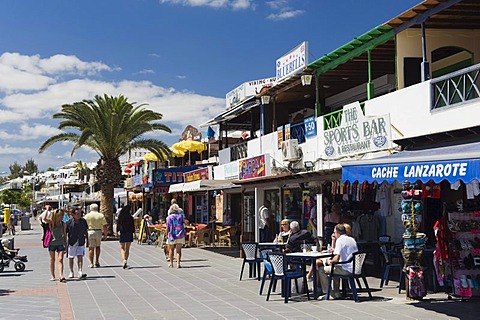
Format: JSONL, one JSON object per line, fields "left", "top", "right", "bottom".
{"left": 407, "top": 266, "right": 426, "bottom": 299}
{"left": 43, "top": 228, "right": 52, "bottom": 248}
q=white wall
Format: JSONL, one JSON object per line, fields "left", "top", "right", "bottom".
{"left": 396, "top": 28, "right": 480, "bottom": 89}
{"left": 365, "top": 80, "right": 480, "bottom": 140}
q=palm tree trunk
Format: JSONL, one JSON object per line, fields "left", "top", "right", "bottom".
{"left": 100, "top": 183, "right": 114, "bottom": 236}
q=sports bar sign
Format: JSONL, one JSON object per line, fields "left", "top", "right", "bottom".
{"left": 323, "top": 102, "right": 392, "bottom": 159}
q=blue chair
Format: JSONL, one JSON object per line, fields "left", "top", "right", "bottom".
{"left": 239, "top": 242, "right": 262, "bottom": 281}
{"left": 379, "top": 243, "right": 403, "bottom": 289}
{"left": 266, "top": 252, "right": 310, "bottom": 303}
{"left": 326, "top": 252, "right": 372, "bottom": 303}
{"left": 259, "top": 249, "right": 274, "bottom": 295}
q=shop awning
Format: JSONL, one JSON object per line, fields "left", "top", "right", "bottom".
{"left": 200, "top": 97, "right": 259, "bottom": 128}
{"left": 168, "top": 180, "right": 240, "bottom": 193}
{"left": 341, "top": 141, "right": 480, "bottom": 184}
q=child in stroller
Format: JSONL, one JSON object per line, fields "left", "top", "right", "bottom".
{"left": 0, "top": 238, "right": 27, "bottom": 272}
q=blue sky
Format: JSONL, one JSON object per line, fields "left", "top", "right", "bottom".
{"left": 0, "top": 0, "right": 420, "bottom": 173}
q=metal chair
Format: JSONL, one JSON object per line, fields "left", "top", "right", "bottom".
{"left": 327, "top": 252, "right": 372, "bottom": 302}
{"left": 259, "top": 248, "right": 274, "bottom": 295}
{"left": 266, "top": 252, "right": 310, "bottom": 303}
{"left": 379, "top": 242, "right": 403, "bottom": 288}
{"left": 239, "top": 242, "right": 262, "bottom": 281}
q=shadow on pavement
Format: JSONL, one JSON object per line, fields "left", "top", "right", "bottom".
{"left": 177, "top": 265, "right": 211, "bottom": 269}
{"left": 127, "top": 265, "right": 162, "bottom": 269}
{"left": 0, "top": 289, "right": 13, "bottom": 296}
{"left": 410, "top": 298, "right": 480, "bottom": 320}
{"left": 201, "top": 246, "right": 240, "bottom": 258}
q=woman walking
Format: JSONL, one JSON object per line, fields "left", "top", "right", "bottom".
{"left": 117, "top": 205, "right": 135, "bottom": 269}
{"left": 166, "top": 204, "right": 186, "bottom": 268}
{"left": 48, "top": 209, "right": 67, "bottom": 282}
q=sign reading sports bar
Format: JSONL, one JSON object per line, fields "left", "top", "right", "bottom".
{"left": 323, "top": 102, "right": 392, "bottom": 159}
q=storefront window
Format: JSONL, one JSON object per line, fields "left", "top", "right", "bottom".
{"left": 265, "top": 190, "right": 280, "bottom": 239}
{"left": 243, "top": 194, "right": 255, "bottom": 241}
{"left": 283, "top": 188, "right": 302, "bottom": 226}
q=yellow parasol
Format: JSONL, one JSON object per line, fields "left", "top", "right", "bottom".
{"left": 171, "top": 140, "right": 206, "bottom": 155}
{"left": 171, "top": 140, "right": 206, "bottom": 163}
{"left": 143, "top": 153, "right": 158, "bottom": 161}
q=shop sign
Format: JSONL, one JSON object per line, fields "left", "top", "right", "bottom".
{"left": 238, "top": 154, "right": 271, "bottom": 180}
{"left": 226, "top": 77, "right": 276, "bottom": 109}
{"left": 153, "top": 166, "right": 199, "bottom": 184}
{"left": 276, "top": 41, "right": 308, "bottom": 82}
{"left": 223, "top": 161, "right": 239, "bottom": 180}
{"left": 180, "top": 125, "right": 202, "bottom": 141}
{"left": 132, "top": 174, "right": 142, "bottom": 186}
{"left": 343, "top": 159, "right": 474, "bottom": 184}
{"left": 277, "top": 125, "right": 283, "bottom": 149}
{"left": 184, "top": 167, "right": 210, "bottom": 182}
{"left": 323, "top": 102, "right": 391, "bottom": 159}
{"left": 153, "top": 185, "right": 170, "bottom": 194}
{"left": 304, "top": 116, "right": 317, "bottom": 138}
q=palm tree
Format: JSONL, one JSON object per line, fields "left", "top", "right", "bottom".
{"left": 74, "top": 160, "right": 91, "bottom": 182}
{"left": 39, "top": 94, "right": 172, "bottom": 234}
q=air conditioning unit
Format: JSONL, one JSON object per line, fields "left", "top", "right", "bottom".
{"left": 281, "top": 139, "right": 300, "bottom": 161}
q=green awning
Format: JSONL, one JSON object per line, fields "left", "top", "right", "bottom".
{"left": 309, "top": 25, "right": 394, "bottom": 76}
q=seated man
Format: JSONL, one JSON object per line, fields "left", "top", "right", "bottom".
{"left": 284, "top": 221, "right": 314, "bottom": 253}
{"left": 184, "top": 219, "right": 197, "bottom": 247}
{"left": 318, "top": 223, "right": 358, "bottom": 300}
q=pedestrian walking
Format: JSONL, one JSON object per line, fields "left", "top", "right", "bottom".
{"left": 166, "top": 203, "right": 186, "bottom": 268}
{"left": 84, "top": 203, "right": 107, "bottom": 268}
{"left": 48, "top": 209, "right": 67, "bottom": 282}
{"left": 66, "top": 208, "right": 88, "bottom": 279}
{"left": 117, "top": 205, "right": 134, "bottom": 269}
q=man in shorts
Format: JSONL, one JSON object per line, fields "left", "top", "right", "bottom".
{"left": 66, "top": 208, "right": 89, "bottom": 279}
{"left": 84, "top": 203, "right": 107, "bottom": 268}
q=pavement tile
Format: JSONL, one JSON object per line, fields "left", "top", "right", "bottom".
{"left": 3, "top": 219, "right": 480, "bottom": 320}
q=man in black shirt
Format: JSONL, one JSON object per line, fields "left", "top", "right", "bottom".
{"left": 66, "top": 208, "right": 89, "bottom": 279}
{"left": 285, "top": 221, "right": 314, "bottom": 253}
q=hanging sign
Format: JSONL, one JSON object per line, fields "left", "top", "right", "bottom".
{"left": 323, "top": 102, "right": 391, "bottom": 159}
{"left": 304, "top": 116, "right": 317, "bottom": 138}
{"left": 276, "top": 41, "right": 308, "bottom": 82}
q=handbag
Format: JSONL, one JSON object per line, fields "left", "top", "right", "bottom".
{"left": 43, "top": 228, "right": 52, "bottom": 248}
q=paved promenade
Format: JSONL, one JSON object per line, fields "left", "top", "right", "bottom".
{"left": 1, "top": 219, "right": 479, "bottom": 320}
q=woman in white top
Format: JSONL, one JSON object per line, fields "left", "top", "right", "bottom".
{"left": 276, "top": 219, "right": 291, "bottom": 243}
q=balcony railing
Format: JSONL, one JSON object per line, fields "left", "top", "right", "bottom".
{"left": 323, "top": 109, "right": 343, "bottom": 130}
{"left": 230, "top": 141, "right": 247, "bottom": 161}
{"left": 431, "top": 63, "right": 480, "bottom": 110}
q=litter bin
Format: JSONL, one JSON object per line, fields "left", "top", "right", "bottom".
{"left": 21, "top": 216, "right": 31, "bottom": 230}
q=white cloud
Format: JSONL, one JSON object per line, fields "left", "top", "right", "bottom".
{"left": 160, "top": 0, "right": 251, "bottom": 9}
{"left": 176, "top": 75, "right": 187, "bottom": 79}
{"left": 149, "top": 53, "right": 161, "bottom": 58}
{"left": 266, "top": 0, "right": 288, "bottom": 10}
{"left": 138, "top": 69, "right": 155, "bottom": 75}
{"left": 267, "top": 9, "right": 304, "bottom": 21}
{"left": 265, "top": 0, "right": 303, "bottom": 21}
{"left": 0, "top": 123, "right": 61, "bottom": 141}
{"left": 0, "top": 52, "right": 225, "bottom": 171}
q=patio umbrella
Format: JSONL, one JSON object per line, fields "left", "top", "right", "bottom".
{"left": 171, "top": 140, "right": 206, "bottom": 163}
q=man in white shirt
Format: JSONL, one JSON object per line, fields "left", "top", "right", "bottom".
{"left": 318, "top": 223, "right": 358, "bottom": 299}
{"left": 258, "top": 200, "right": 271, "bottom": 242}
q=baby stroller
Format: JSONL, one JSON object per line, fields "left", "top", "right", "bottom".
{"left": 0, "top": 238, "right": 27, "bottom": 272}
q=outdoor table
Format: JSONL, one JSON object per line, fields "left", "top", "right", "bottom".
{"left": 286, "top": 251, "right": 333, "bottom": 299}
{"left": 258, "top": 242, "right": 286, "bottom": 251}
